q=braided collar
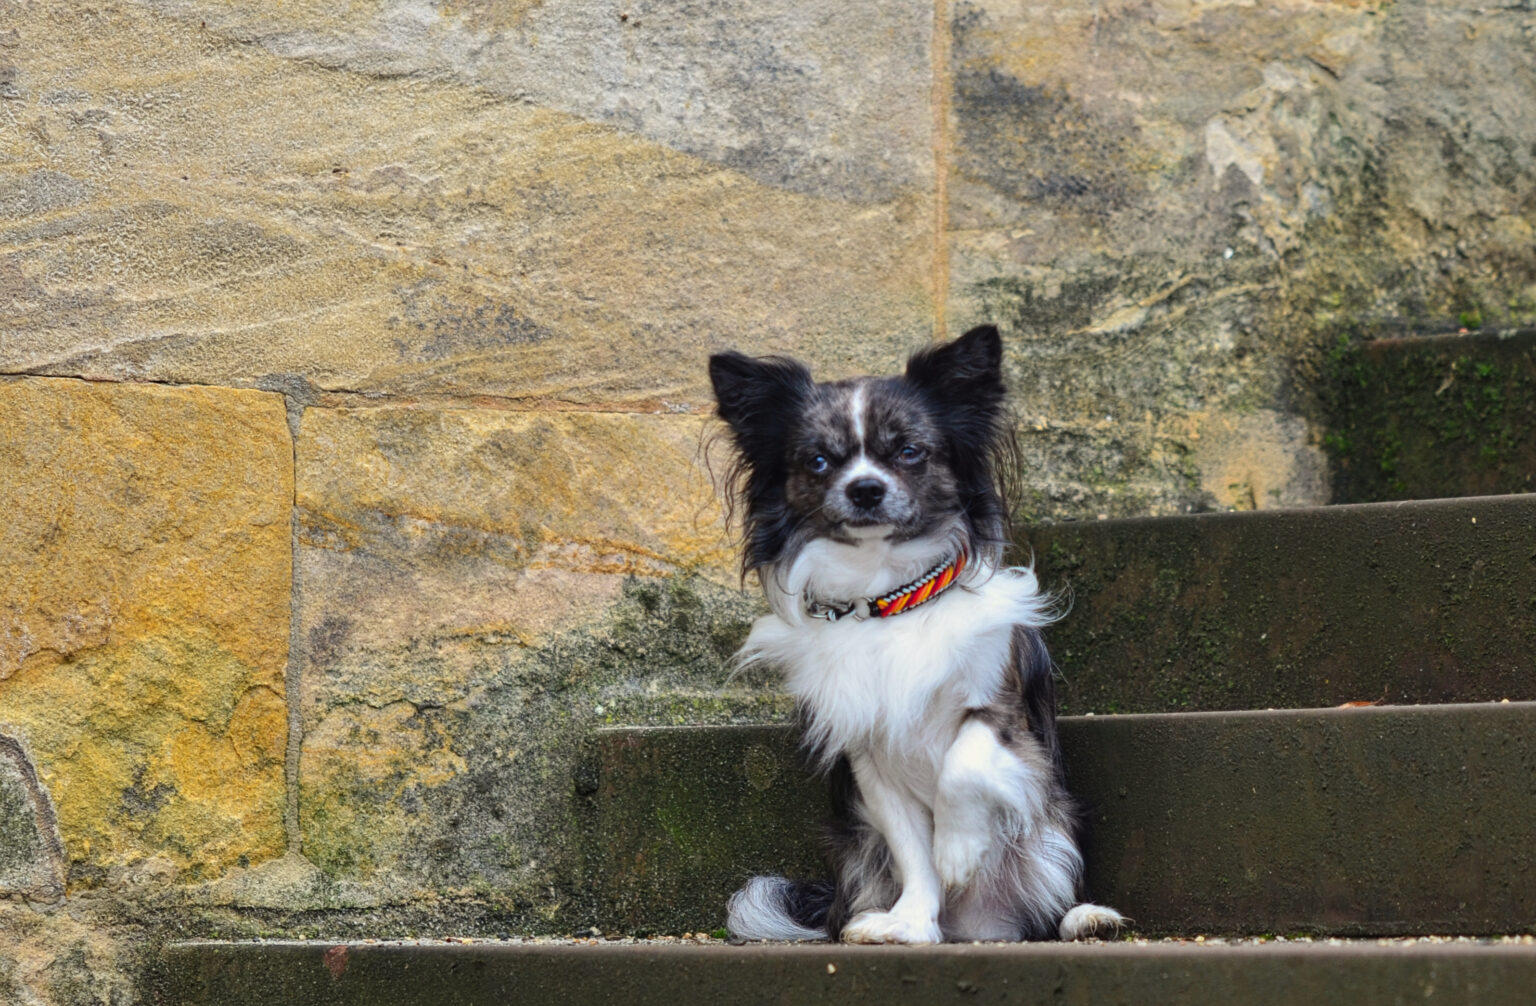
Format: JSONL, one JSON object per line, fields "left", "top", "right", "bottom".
{"left": 804, "top": 550, "right": 969, "bottom": 623}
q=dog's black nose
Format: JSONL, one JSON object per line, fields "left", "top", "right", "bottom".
{"left": 846, "top": 478, "right": 886, "bottom": 510}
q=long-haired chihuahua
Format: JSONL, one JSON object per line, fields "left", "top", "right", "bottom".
{"left": 709, "top": 324, "right": 1122, "bottom": 944}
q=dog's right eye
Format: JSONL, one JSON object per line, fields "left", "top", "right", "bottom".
{"left": 806, "top": 454, "right": 829, "bottom": 475}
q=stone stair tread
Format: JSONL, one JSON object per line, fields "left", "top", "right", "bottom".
{"left": 1021, "top": 493, "right": 1536, "bottom": 715}
{"left": 586, "top": 702, "right": 1536, "bottom": 937}
{"left": 1324, "top": 328, "right": 1536, "bottom": 504}
{"left": 162, "top": 938, "right": 1536, "bottom": 1005}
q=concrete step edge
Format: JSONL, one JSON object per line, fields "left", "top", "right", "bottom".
{"left": 161, "top": 939, "right": 1536, "bottom": 1006}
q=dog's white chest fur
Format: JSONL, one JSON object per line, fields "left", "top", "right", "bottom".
{"left": 742, "top": 538, "right": 1050, "bottom": 771}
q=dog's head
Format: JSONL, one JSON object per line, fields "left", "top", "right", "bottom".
{"left": 709, "top": 325, "right": 1015, "bottom": 577}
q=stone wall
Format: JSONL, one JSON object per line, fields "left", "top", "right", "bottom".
{"left": 947, "top": 0, "right": 1536, "bottom": 516}
{"left": 3, "top": 0, "right": 1534, "bottom": 1001}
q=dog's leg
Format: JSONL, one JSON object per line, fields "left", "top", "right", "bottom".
{"left": 838, "top": 752, "right": 944, "bottom": 945}
{"left": 934, "top": 719, "right": 1126, "bottom": 941}
{"left": 932, "top": 717, "right": 1050, "bottom": 891}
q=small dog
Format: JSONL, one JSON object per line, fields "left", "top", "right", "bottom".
{"left": 709, "top": 324, "right": 1122, "bottom": 944}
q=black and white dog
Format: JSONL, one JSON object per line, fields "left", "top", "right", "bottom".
{"left": 709, "top": 324, "right": 1122, "bottom": 944}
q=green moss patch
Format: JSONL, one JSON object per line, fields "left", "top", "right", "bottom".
{"left": 1320, "top": 330, "right": 1536, "bottom": 503}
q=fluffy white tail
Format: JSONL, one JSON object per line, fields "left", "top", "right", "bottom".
{"left": 726, "top": 876, "right": 831, "bottom": 941}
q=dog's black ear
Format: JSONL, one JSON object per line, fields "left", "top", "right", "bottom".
{"left": 904, "top": 324, "right": 1005, "bottom": 404}
{"left": 709, "top": 351, "right": 813, "bottom": 458}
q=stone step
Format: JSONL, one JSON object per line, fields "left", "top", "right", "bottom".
{"left": 161, "top": 939, "right": 1536, "bottom": 1005}
{"left": 583, "top": 703, "right": 1536, "bottom": 937}
{"left": 1019, "top": 493, "right": 1536, "bottom": 716}
{"left": 1323, "top": 328, "right": 1536, "bottom": 504}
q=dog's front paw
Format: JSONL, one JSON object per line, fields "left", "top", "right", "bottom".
{"left": 932, "top": 824, "right": 992, "bottom": 890}
{"left": 840, "top": 910, "right": 942, "bottom": 945}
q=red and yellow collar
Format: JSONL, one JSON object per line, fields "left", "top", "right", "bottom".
{"left": 806, "top": 551, "right": 969, "bottom": 622}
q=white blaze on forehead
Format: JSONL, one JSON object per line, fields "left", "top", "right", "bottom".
{"left": 840, "top": 383, "right": 887, "bottom": 486}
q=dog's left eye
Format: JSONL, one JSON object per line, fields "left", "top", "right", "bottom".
{"left": 897, "top": 444, "right": 927, "bottom": 465}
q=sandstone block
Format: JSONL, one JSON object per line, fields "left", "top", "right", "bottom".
{"left": 0, "top": 377, "right": 291, "bottom": 886}
{"left": 294, "top": 405, "right": 774, "bottom": 896}
{"left": 296, "top": 406, "right": 734, "bottom": 703}
{"left": 0, "top": 0, "right": 937, "bottom": 405}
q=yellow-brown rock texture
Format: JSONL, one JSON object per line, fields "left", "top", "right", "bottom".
{"left": 0, "top": 378, "right": 291, "bottom": 886}
{"left": 3, "top": 0, "right": 1536, "bottom": 1000}
{"left": 293, "top": 407, "right": 755, "bottom": 895}
{"left": 0, "top": 0, "right": 936, "bottom": 403}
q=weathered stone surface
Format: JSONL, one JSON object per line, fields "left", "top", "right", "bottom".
{"left": 294, "top": 407, "right": 739, "bottom": 722}
{"left": 0, "top": 902, "right": 142, "bottom": 1006}
{"left": 586, "top": 726, "right": 824, "bottom": 934}
{"left": 0, "top": 0, "right": 936, "bottom": 404}
{"left": 7, "top": 0, "right": 1536, "bottom": 999}
{"left": 947, "top": 0, "right": 1536, "bottom": 520}
{"left": 1023, "top": 495, "right": 1536, "bottom": 716}
{"left": 141, "top": 0, "right": 936, "bottom": 204}
{"left": 589, "top": 705, "right": 1536, "bottom": 937}
{"left": 0, "top": 735, "right": 65, "bottom": 899}
{"left": 1323, "top": 329, "right": 1536, "bottom": 503}
{"left": 0, "top": 377, "right": 291, "bottom": 886}
{"left": 294, "top": 406, "right": 781, "bottom": 900}
{"left": 296, "top": 574, "right": 781, "bottom": 906}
